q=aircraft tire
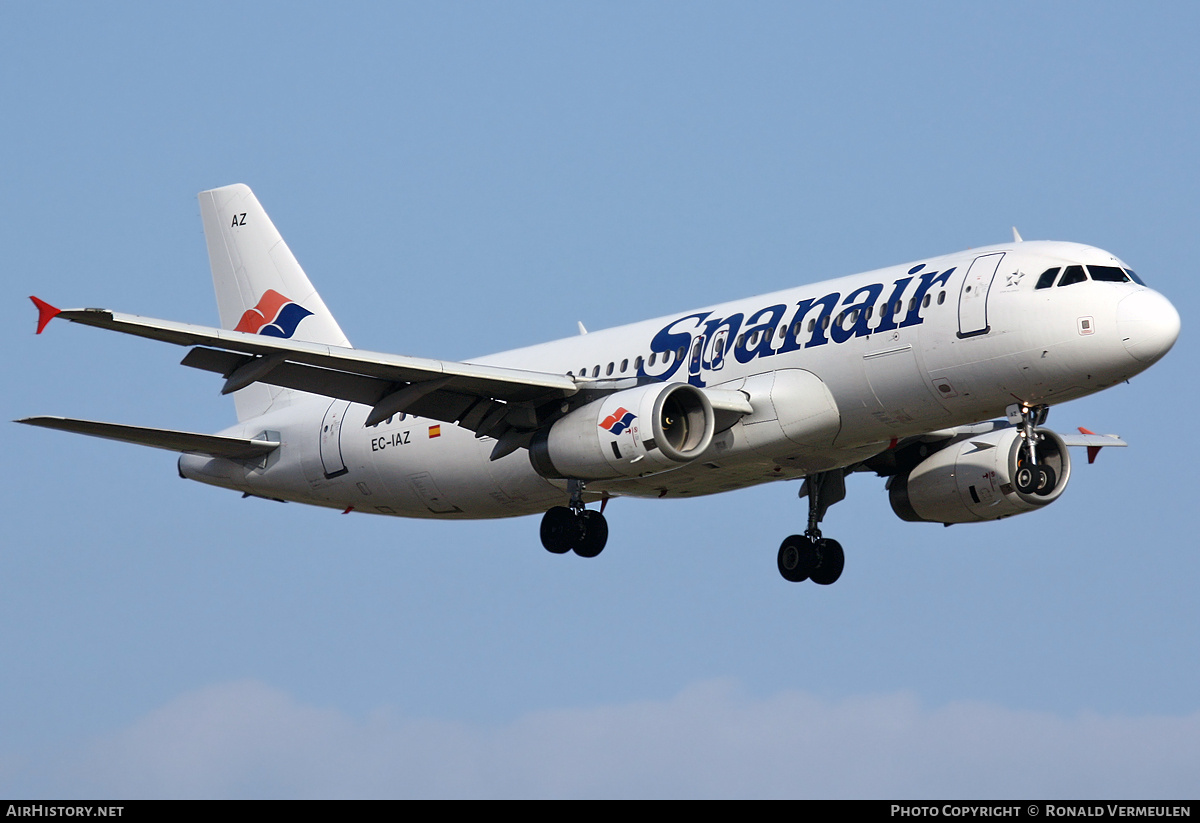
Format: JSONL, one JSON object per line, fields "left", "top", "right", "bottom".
{"left": 777, "top": 535, "right": 814, "bottom": 583}
{"left": 540, "top": 506, "right": 576, "bottom": 554}
{"left": 1035, "top": 465, "right": 1057, "bottom": 496}
{"left": 809, "top": 538, "right": 845, "bottom": 586}
{"left": 573, "top": 510, "right": 608, "bottom": 558}
{"left": 1014, "top": 465, "right": 1038, "bottom": 495}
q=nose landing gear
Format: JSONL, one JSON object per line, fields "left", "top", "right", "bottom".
{"left": 1010, "top": 403, "right": 1057, "bottom": 496}
{"left": 539, "top": 479, "right": 609, "bottom": 558}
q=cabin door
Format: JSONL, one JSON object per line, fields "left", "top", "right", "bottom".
{"left": 958, "top": 252, "right": 1004, "bottom": 337}
{"left": 319, "top": 399, "right": 351, "bottom": 479}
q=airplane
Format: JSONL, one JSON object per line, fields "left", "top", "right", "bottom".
{"left": 19, "top": 184, "right": 1181, "bottom": 585}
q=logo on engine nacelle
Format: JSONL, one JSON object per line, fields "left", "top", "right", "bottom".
{"left": 599, "top": 407, "right": 636, "bottom": 435}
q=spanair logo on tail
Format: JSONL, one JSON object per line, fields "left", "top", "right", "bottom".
{"left": 600, "top": 407, "right": 636, "bottom": 435}
{"left": 234, "top": 290, "right": 314, "bottom": 338}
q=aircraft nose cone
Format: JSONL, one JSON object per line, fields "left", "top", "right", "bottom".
{"left": 1117, "top": 289, "right": 1180, "bottom": 364}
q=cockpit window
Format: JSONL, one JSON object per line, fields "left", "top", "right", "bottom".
{"left": 1088, "top": 265, "right": 1130, "bottom": 283}
{"left": 1058, "top": 265, "right": 1087, "bottom": 287}
{"left": 1125, "top": 269, "right": 1146, "bottom": 286}
{"left": 1035, "top": 268, "right": 1060, "bottom": 289}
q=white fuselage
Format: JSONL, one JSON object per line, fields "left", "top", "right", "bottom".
{"left": 179, "top": 240, "right": 1178, "bottom": 519}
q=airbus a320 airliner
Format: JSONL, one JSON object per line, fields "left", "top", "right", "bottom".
{"left": 20, "top": 185, "right": 1180, "bottom": 585}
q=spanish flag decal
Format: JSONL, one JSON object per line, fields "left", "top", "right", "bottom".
{"left": 428, "top": 425, "right": 441, "bottom": 439}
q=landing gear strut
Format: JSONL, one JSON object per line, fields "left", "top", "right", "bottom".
{"left": 540, "top": 479, "right": 609, "bottom": 558}
{"left": 777, "top": 471, "right": 845, "bottom": 585}
{"left": 1009, "top": 403, "right": 1056, "bottom": 496}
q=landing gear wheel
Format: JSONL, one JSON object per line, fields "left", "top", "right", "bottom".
{"left": 1014, "top": 464, "right": 1038, "bottom": 495}
{"left": 777, "top": 534, "right": 815, "bottom": 583}
{"left": 1034, "top": 465, "right": 1057, "bottom": 496}
{"left": 1012, "top": 402, "right": 1054, "bottom": 497}
{"left": 573, "top": 509, "right": 609, "bottom": 558}
{"left": 540, "top": 506, "right": 577, "bottom": 554}
{"left": 809, "top": 538, "right": 844, "bottom": 586}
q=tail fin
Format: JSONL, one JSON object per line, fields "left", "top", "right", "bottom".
{"left": 198, "top": 184, "right": 350, "bottom": 420}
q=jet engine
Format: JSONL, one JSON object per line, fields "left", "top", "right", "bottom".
{"left": 529, "top": 382, "right": 715, "bottom": 480}
{"left": 889, "top": 427, "right": 1071, "bottom": 524}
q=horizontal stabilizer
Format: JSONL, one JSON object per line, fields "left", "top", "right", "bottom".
{"left": 16, "top": 416, "right": 280, "bottom": 460}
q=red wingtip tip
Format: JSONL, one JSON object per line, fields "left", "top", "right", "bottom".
{"left": 30, "top": 296, "right": 60, "bottom": 334}
{"left": 1078, "top": 426, "right": 1096, "bottom": 435}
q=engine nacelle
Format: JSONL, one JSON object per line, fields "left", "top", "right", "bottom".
{"left": 889, "top": 427, "right": 1072, "bottom": 524}
{"left": 529, "top": 382, "right": 715, "bottom": 480}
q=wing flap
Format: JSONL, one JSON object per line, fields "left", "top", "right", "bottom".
{"left": 181, "top": 347, "right": 386, "bottom": 405}
{"left": 17, "top": 416, "right": 280, "bottom": 460}
{"left": 179, "top": 347, "right": 501, "bottom": 429}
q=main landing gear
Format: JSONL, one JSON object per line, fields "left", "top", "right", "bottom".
{"left": 777, "top": 471, "right": 845, "bottom": 585}
{"left": 1010, "top": 403, "right": 1056, "bottom": 495}
{"left": 540, "top": 479, "right": 609, "bottom": 558}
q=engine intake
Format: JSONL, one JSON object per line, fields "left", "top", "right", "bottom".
{"left": 530, "top": 382, "right": 715, "bottom": 480}
{"left": 889, "top": 427, "right": 1071, "bottom": 524}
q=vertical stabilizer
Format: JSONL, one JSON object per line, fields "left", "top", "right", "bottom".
{"left": 198, "top": 184, "right": 351, "bottom": 421}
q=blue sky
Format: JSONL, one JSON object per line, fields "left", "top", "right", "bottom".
{"left": 2, "top": 3, "right": 1197, "bottom": 798}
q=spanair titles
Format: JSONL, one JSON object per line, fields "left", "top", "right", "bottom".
{"left": 640, "top": 263, "right": 956, "bottom": 387}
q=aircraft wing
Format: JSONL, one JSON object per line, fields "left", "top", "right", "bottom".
{"left": 1058, "top": 431, "right": 1127, "bottom": 449}
{"left": 17, "top": 416, "right": 280, "bottom": 460}
{"left": 908, "top": 422, "right": 1127, "bottom": 451}
{"left": 37, "top": 303, "right": 582, "bottom": 443}
{"left": 857, "top": 422, "right": 1128, "bottom": 476}
{"left": 1060, "top": 429, "right": 1127, "bottom": 464}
